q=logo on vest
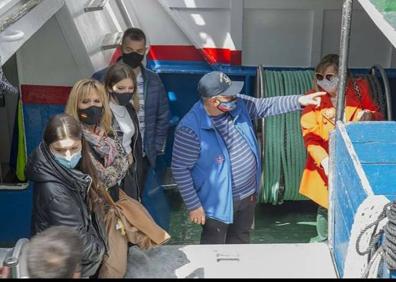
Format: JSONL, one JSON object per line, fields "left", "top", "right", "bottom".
{"left": 215, "top": 155, "right": 225, "bottom": 165}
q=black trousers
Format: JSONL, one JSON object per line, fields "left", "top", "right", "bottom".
{"left": 200, "top": 194, "right": 256, "bottom": 244}
{"left": 119, "top": 156, "right": 150, "bottom": 201}
{"left": 140, "top": 156, "right": 150, "bottom": 197}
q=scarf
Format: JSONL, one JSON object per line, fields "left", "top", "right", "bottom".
{"left": 82, "top": 127, "right": 117, "bottom": 167}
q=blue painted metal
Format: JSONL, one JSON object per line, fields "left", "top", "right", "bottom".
{"left": 141, "top": 156, "right": 171, "bottom": 231}
{"left": 330, "top": 122, "right": 396, "bottom": 277}
{"left": 24, "top": 104, "right": 65, "bottom": 155}
{"left": 0, "top": 104, "right": 65, "bottom": 246}
{"left": 148, "top": 60, "right": 213, "bottom": 73}
{"left": 0, "top": 189, "right": 32, "bottom": 246}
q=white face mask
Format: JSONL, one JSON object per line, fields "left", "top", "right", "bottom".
{"left": 317, "top": 76, "right": 339, "bottom": 93}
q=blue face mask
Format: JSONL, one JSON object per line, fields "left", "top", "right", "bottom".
{"left": 217, "top": 98, "right": 237, "bottom": 112}
{"left": 53, "top": 151, "right": 82, "bottom": 169}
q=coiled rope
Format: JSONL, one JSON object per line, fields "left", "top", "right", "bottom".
{"left": 361, "top": 74, "right": 389, "bottom": 120}
{"left": 260, "top": 70, "right": 313, "bottom": 204}
{"left": 356, "top": 201, "right": 396, "bottom": 278}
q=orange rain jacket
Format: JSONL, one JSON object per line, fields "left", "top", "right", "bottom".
{"left": 299, "top": 78, "right": 384, "bottom": 209}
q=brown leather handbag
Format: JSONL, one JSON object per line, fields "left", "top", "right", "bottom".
{"left": 98, "top": 188, "right": 171, "bottom": 278}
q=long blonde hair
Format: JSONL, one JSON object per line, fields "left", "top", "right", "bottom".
{"left": 65, "top": 79, "right": 113, "bottom": 134}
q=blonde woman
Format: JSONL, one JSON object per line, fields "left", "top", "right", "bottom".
{"left": 299, "top": 54, "right": 383, "bottom": 242}
{"left": 65, "top": 80, "right": 170, "bottom": 278}
{"left": 65, "top": 79, "right": 130, "bottom": 201}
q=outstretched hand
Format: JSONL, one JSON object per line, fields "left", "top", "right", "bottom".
{"left": 298, "top": 92, "right": 326, "bottom": 107}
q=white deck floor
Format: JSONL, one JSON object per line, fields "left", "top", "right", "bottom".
{"left": 126, "top": 243, "right": 337, "bottom": 278}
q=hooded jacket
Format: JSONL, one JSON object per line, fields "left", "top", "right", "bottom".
{"left": 25, "top": 142, "right": 106, "bottom": 278}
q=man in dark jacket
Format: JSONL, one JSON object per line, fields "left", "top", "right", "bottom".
{"left": 92, "top": 28, "right": 170, "bottom": 189}
{"left": 25, "top": 142, "right": 106, "bottom": 278}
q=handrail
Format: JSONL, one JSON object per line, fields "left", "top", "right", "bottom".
{"left": 100, "top": 0, "right": 136, "bottom": 50}
{"left": 84, "top": 0, "right": 108, "bottom": 13}
{"left": 4, "top": 238, "right": 29, "bottom": 278}
{"left": 0, "top": 0, "right": 42, "bottom": 33}
{"left": 115, "top": 0, "right": 134, "bottom": 28}
{"left": 370, "top": 64, "right": 393, "bottom": 121}
{"left": 101, "top": 31, "right": 123, "bottom": 50}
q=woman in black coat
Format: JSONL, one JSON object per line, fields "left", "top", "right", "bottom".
{"left": 104, "top": 63, "right": 145, "bottom": 201}
{"left": 25, "top": 113, "right": 107, "bottom": 278}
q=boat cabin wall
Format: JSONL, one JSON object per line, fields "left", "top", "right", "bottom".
{"left": 8, "top": 0, "right": 396, "bottom": 88}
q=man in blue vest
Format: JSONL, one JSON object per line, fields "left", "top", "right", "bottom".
{"left": 171, "top": 71, "right": 324, "bottom": 244}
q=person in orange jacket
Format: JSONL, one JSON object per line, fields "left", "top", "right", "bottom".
{"left": 299, "top": 54, "right": 384, "bottom": 242}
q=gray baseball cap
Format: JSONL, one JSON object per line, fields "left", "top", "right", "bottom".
{"left": 197, "top": 71, "right": 244, "bottom": 98}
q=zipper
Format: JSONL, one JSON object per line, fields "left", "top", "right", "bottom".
{"left": 130, "top": 106, "right": 142, "bottom": 200}
{"left": 86, "top": 175, "right": 92, "bottom": 195}
{"left": 133, "top": 129, "right": 141, "bottom": 200}
{"left": 84, "top": 176, "right": 93, "bottom": 227}
{"left": 212, "top": 125, "right": 234, "bottom": 222}
{"left": 142, "top": 70, "right": 148, "bottom": 159}
{"left": 75, "top": 176, "right": 91, "bottom": 228}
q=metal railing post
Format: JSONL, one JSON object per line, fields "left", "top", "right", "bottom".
{"left": 336, "top": 0, "right": 354, "bottom": 121}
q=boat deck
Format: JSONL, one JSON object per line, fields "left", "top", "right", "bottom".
{"left": 122, "top": 192, "right": 338, "bottom": 278}
{"left": 125, "top": 242, "right": 337, "bottom": 278}
{"left": 166, "top": 190, "right": 318, "bottom": 245}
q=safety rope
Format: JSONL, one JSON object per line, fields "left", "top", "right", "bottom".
{"left": 356, "top": 202, "right": 396, "bottom": 278}
{"left": 363, "top": 74, "right": 387, "bottom": 119}
{"left": 260, "top": 70, "right": 313, "bottom": 204}
{"left": 383, "top": 202, "right": 396, "bottom": 270}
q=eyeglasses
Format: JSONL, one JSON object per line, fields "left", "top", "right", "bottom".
{"left": 315, "top": 73, "right": 337, "bottom": 81}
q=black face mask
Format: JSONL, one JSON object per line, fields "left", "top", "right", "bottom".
{"left": 122, "top": 52, "right": 144, "bottom": 69}
{"left": 110, "top": 92, "right": 133, "bottom": 106}
{"left": 78, "top": 106, "right": 103, "bottom": 126}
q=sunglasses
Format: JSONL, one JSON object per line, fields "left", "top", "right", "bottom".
{"left": 315, "top": 73, "right": 337, "bottom": 81}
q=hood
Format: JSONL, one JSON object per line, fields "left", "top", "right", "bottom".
{"left": 25, "top": 142, "right": 91, "bottom": 192}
